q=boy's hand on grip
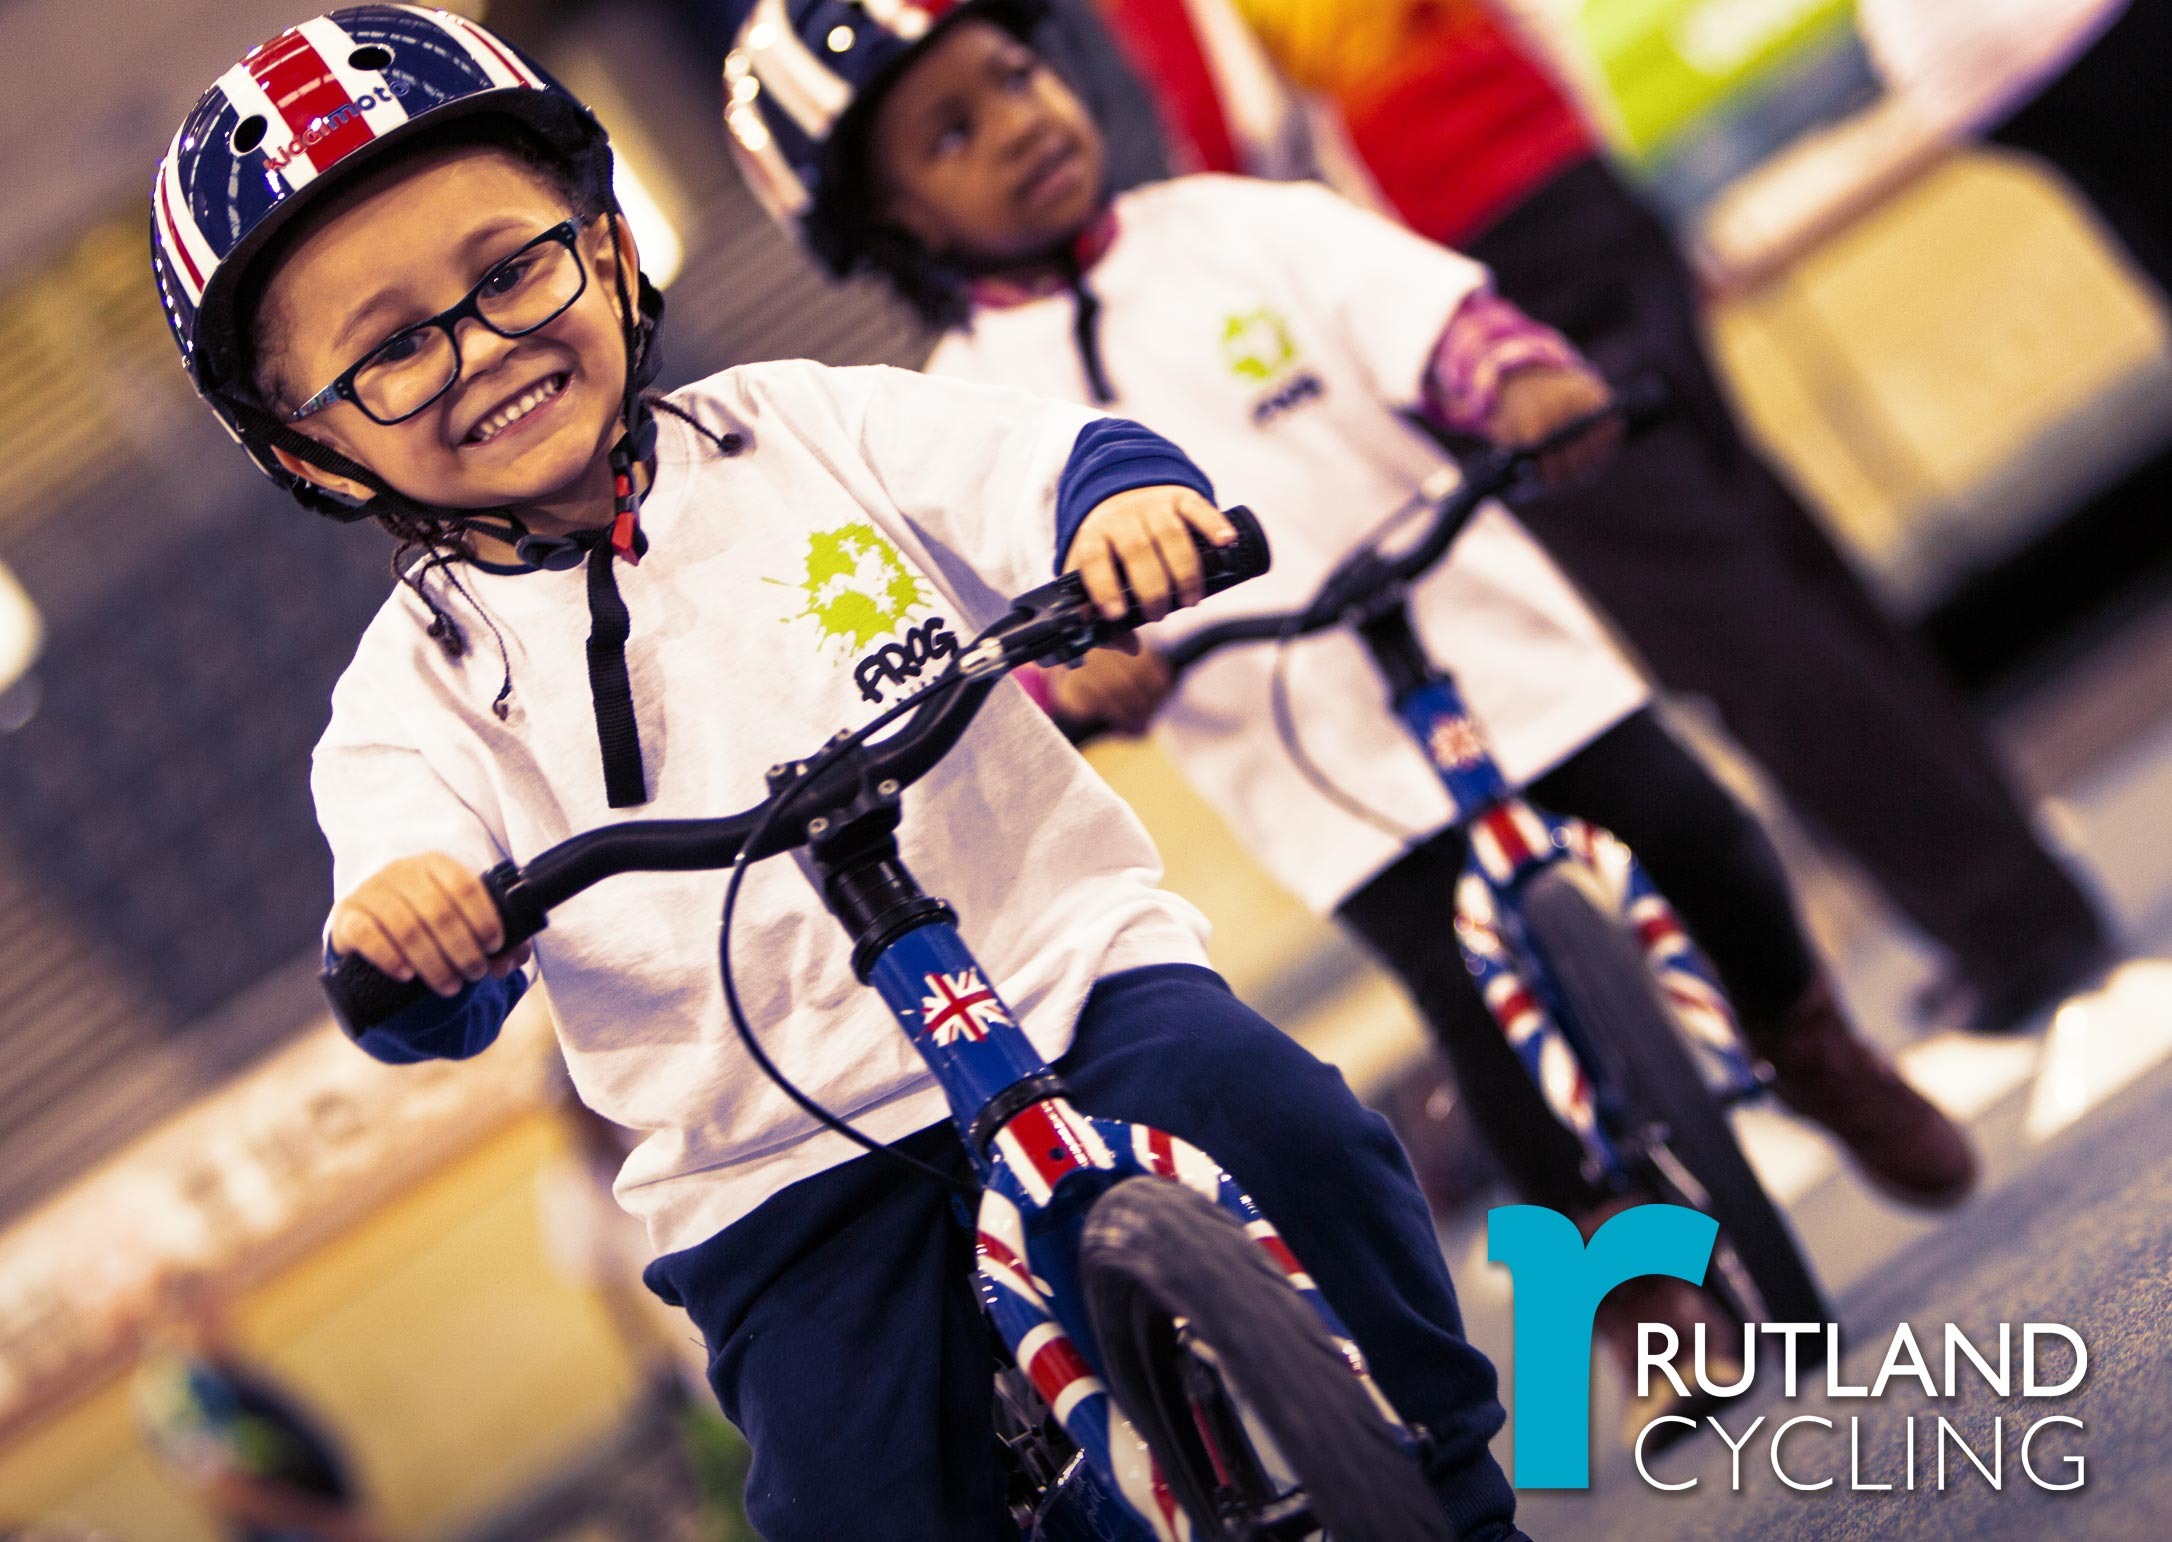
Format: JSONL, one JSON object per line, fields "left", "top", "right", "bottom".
{"left": 328, "top": 853, "right": 527, "bottom": 999}
{"left": 1485, "top": 365, "right": 1620, "bottom": 490}
{"left": 1047, "top": 645, "right": 1174, "bottom": 737}
{"left": 1066, "top": 486, "right": 1236, "bottom": 624}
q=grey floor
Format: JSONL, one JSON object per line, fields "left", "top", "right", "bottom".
{"left": 1450, "top": 591, "right": 2172, "bottom": 1541}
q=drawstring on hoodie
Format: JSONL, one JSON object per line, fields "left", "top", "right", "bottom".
{"left": 1063, "top": 258, "right": 1117, "bottom": 406}
{"left": 582, "top": 230, "right": 657, "bottom": 809}
{"left": 960, "top": 213, "right": 1122, "bottom": 406}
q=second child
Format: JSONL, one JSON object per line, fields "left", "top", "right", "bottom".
{"left": 719, "top": 0, "right": 1978, "bottom": 1387}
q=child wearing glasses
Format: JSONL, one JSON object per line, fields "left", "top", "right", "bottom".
{"left": 154, "top": 8, "right": 1529, "bottom": 1537}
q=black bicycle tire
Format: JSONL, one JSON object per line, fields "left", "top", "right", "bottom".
{"left": 1518, "top": 865, "right": 1830, "bottom": 1333}
{"left": 1079, "top": 1177, "right": 1453, "bottom": 1542}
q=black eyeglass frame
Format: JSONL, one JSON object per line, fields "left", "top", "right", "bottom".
{"left": 287, "top": 218, "right": 589, "bottom": 425}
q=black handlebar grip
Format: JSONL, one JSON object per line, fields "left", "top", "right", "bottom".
{"left": 322, "top": 949, "right": 438, "bottom": 1039}
{"left": 320, "top": 862, "right": 542, "bottom": 1039}
{"left": 1197, "top": 505, "right": 1271, "bottom": 596}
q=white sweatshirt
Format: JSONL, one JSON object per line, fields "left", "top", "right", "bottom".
{"left": 927, "top": 175, "right": 1650, "bottom": 914}
{"left": 312, "top": 361, "right": 1211, "bottom": 1254}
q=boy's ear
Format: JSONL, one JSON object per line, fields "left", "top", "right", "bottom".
{"left": 269, "top": 443, "right": 376, "bottom": 505}
{"left": 593, "top": 213, "right": 641, "bottom": 322}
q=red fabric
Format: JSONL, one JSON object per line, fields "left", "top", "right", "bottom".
{"left": 247, "top": 30, "right": 375, "bottom": 175}
{"left": 1343, "top": 7, "right": 1594, "bottom": 245}
{"left": 1093, "top": 0, "right": 1243, "bottom": 173}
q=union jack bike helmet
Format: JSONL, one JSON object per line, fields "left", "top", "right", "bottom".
{"left": 719, "top": 0, "right": 1045, "bottom": 273}
{"left": 152, "top": 4, "right": 660, "bottom": 520}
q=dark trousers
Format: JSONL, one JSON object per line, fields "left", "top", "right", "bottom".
{"left": 645, "top": 964, "right": 1519, "bottom": 1542}
{"left": 1340, "top": 709, "right": 1814, "bottom": 1214}
{"left": 1461, "top": 157, "right": 2102, "bottom": 988}
{"left": 1990, "top": 3, "right": 2172, "bottom": 299}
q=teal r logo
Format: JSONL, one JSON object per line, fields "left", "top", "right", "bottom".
{"left": 1487, "top": 1203, "right": 1720, "bottom": 1487}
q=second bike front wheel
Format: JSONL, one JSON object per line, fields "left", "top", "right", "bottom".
{"left": 1079, "top": 1176, "right": 1453, "bottom": 1542}
{"left": 1518, "top": 863, "right": 1829, "bottom": 1332}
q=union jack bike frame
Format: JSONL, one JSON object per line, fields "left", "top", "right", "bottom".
{"left": 1384, "top": 620, "right": 1767, "bottom": 1185}
{"left": 1087, "top": 378, "right": 1769, "bottom": 1198}
{"left": 323, "top": 510, "right": 1409, "bottom": 1541}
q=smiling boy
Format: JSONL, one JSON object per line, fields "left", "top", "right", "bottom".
{"left": 154, "top": 8, "right": 1527, "bottom": 1536}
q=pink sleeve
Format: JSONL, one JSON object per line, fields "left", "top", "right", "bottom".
{"left": 1420, "top": 290, "right": 1588, "bottom": 437}
{"left": 1014, "top": 663, "right": 1055, "bottom": 715}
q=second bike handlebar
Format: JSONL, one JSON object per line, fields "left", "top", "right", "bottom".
{"left": 1063, "top": 373, "right": 1673, "bottom": 741}
{"left": 321, "top": 507, "right": 1273, "bottom": 1037}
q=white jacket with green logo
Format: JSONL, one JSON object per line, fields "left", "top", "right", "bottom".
{"left": 928, "top": 174, "right": 1650, "bottom": 915}
{"left": 311, "top": 360, "right": 1211, "bottom": 1254}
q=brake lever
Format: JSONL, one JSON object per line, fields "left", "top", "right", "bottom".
{"left": 960, "top": 571, "right": 1106, "bottom": 679}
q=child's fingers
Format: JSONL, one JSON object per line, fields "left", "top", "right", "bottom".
{"left": 422, "top": 854, "right": 506, "bottom": 955}
{"left": 1148, "top": 505, "right": 1206, "bottom": 609}
{"left": 330, "top": 906, "right": 415, "bottom": 984}
{"left": 1071, "top": 538, "right": 1127, "bottom": 621}
{"left": 1175, "top": 494, "right": 1238, "bottom": 547}
{"left": 488, "top": 942, "right": 533, "bottom": 979}
{"left": 1113, "top": 521, "right": 1176, "bottom": 621}
{"left": 374, "top": 889, "right": 477, "bottom": 996}
{"left": 405, "top": 874, "right": 495, "bottom": 985}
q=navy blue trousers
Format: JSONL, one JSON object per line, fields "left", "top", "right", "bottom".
{"left": 646, "top": 964, "right": 1519, "bottom": 1540}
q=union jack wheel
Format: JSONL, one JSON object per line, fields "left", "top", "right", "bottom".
{"left": 1516, "top": 863, "right": 1830, "bottom": 1336}
{"left": 1078, "top": 1177, "right": 1454, "bottom": 1542}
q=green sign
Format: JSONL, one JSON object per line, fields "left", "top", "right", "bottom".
{"left": 1577, "top": 0, "right": 1858, "bottom": 160}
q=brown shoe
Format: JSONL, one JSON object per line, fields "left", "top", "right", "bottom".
{"left": 1744, "top": 977, "right": 1977, "bottom": 1206}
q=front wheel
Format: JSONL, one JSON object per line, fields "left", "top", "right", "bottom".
{"left": 1518, "top": 864, "right": 1829, "bottom": 1332}
{"left": 1079, "top": 1177, "right": 1453, "bottom": 1542}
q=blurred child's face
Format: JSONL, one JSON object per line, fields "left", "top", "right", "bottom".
{"left": 869, "top": 19, "right": 1106, "bottom": 268}
{"left": 258, "top": 146, "right": 634, "bottom": 525}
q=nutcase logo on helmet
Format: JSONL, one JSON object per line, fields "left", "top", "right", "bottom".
{"left": 258, "top": 80, "right": 411, "bottom": 171}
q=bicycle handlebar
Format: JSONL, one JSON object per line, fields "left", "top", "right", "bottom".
{"left": 321, "top": 507, "right": 1273, "bottom": 1037}
{"left": 1064, "top": 373, "right": 1672, "bottom": 739}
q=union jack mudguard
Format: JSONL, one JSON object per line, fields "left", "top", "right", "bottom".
{"left": 976, "top": 1109, "right": 1406, "bottom": 1541}
{"left": 1392, "top": 669, "right": 1760, "bottom": 1181}
{"left": 861, "top": 919, "right": 1406, "bottom": 1539}
{"left": 1456, "top": 799, "right": 1765, "bottom": 1182}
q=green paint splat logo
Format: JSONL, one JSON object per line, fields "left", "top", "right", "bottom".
{"left": 774, "top": 522, "right": 932, "bottom": 652}
{"left": 1221, "top": 308, "right": 1298, "bottom": 383}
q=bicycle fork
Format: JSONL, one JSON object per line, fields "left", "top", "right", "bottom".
{"left": 1364, "top": 601, "right": 1765, "bottom": 1188}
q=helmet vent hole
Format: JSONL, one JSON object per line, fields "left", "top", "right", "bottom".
{"left": 230, "top": 115, "right": 268, "bottom": 153}
{"left": 348, "top": 43, "right": 394, "bottom": 72}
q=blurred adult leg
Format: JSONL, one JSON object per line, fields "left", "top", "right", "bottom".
{"left": 1462, "top": 159, "right": 2105, "bottom": 1012}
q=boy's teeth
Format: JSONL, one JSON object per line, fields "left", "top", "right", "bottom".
{"left": 471, "top": 375, "right": 563, "bottom": 444}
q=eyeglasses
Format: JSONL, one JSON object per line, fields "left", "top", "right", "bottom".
{"left": 289, "top": 219, "right": 589, "bottom": 426}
